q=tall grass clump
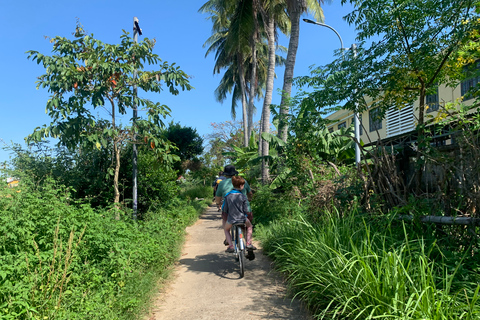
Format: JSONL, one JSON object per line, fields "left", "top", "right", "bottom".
{"left": 179, "top": 182, "right": 213, "bottom": 202}
{"left": 254, "top": 191, "right": 480, "bottom": 319}
{"left": 0, "top": 177, "right": 204, "bottom": 319}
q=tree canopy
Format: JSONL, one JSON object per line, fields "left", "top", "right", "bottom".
{"left": 163, "top": 122, "right": 204, "bottom": 174}
{"left": 296, "top": 0, "right": 480, "bottom": 122}
{"left": 27, "top": 22, "right": 193, "bottom": 204}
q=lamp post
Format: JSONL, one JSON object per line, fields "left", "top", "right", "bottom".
{"left": 132, "top": 17, "right": 142, "bottom": 220}
{"left": 303, "top": 19, "right": 361, "bottom": 166}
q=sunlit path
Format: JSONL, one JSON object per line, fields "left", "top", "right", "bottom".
{"left": 145, "top": 204, "right": 311, "bottom": 320}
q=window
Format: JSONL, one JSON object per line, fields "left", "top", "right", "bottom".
{"left": 461, "top": 62, "right": 480, "bottom": 101}
{"left": 426, "top": 87, "right": 439, "bottom": 113}
{"left": 386, "top": 105, "right": 415, "bottom": 138}
{"left": 338, "top": 121, "right": 346, "bottom": 129}
{"left": 369, "top": 108, "right": 382, "bottom": 132}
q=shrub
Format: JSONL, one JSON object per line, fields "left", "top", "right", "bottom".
{"left": 254, "top": 189, "right": 480, "bottom": 319}
{"left": 0, "top": 177, "right": 203, "bottom": 319}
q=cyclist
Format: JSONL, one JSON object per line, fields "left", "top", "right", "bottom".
{"left": 222, "top": 175, "right": 254, "bottom": 252}
{"left": 212, "top": 171, "right": 226, "bottom": 210}
{"left": 215, "top": 165, "right": 256, "bottom": 250}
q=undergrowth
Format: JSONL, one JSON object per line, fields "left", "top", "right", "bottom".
{"left": 253, "top": 187, "right": 480, "bottom": 319}
{"left": 0, "top": 177, "right": 205, "bottom": 319}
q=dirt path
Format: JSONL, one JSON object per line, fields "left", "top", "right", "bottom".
{"left": 145, "top": 204, "right": 311, "bottom": 320}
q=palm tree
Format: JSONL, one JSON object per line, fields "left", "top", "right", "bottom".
{"left": 258, "top": 0, "right": 289, "bottom": 183}
{"left": 202, "top": 0, "right": 282, "bottom": 148}
{"left": 201, "top": 0, "right": 257, "bottom": 147}
{"left": 277, "top": 0, "right": 324, "bottom": 142}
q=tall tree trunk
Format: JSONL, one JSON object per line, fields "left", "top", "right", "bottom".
{"left": 114, "top": 142, "right": 121, "bottom": 207}
{"left": 110, "top": 96, "right": 121, "bottom": 218}
{"left": 246, "top": 89, "right": 253, "bottom": 141}
{"left": 248, "top": 1, "right": 259, "bottom": 141}
{"left": 261, "top": 16, "right": 276, "bottom": 184}
{"left": 278, "top": 0, "right": 306, "bottom": 142}
{"left": 238, "top": 52, "right": 249, "bottom": 147}
{"left": 258, "top": 110, "right": 263, "bottom": 156}
{"left": 415, "top": 84, "right": 427, "bottom": 194}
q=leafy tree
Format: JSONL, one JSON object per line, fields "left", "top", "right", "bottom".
{"left": 200, "top": 0, "right": 252, "bottom": 146}
{"left": 205, "top": 120, "right": 260, "bottom": 166}
{"left": 162, "top": 122, "right": 204, "bottom": 174}
{"left": 27, "top": 22, "right": 192, "bottom": 206}
{"left": 295, "top": 0, "right": 479, "bottom": 190}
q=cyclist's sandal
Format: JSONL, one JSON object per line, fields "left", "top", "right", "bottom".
{"left": 223, "top": 239, "right": 229, "bottom": 246}
{"left": 246, "top": 244, "right": 257, "bottom": 250}
{"left": 246, "top": 250, "right": 255, "bottom": 261}
{"left": 225, "top": 246, "right": 234, "bottom": 253}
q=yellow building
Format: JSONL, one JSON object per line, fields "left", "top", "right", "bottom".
{"left": 326, "top": 77, "right": 479, "bottom": 145}
{"left": 6, "top": 177, "right": 19, "bottom": 188}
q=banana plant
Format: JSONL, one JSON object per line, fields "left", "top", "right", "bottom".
{"left": 222, "top": 131, "right": 260, "bottom": 172}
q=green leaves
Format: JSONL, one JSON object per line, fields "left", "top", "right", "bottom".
{"left": 298, "top": 0, "right": 479, "bottom": 123}
{"left": 27, "top": 22, "right": 193, "bottom": 204}
{"left": 27, "top": 24, "right": 192, "bottom": 151}
{"left": 0, "top": 175, "right": 205, "bottom": 319}
{"left": 261, "top": 132, "right": 286, "bottom": 147}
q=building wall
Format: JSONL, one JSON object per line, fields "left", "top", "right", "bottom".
{"left": 325, "top": 82, "right": 475, "bottom": 145}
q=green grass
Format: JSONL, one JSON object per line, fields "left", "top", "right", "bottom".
{"left": 254, "top": 190, "right": 480, "bottom": 319}
{"left": 179, "top": 183, "right": 213, "bottom": 202}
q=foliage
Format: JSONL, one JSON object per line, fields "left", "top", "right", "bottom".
{"left": 253, "top": 188, "right": 480, "bottom": 319}
{"left": 162, "top": 122, "right": 204, "bottom": 174}
{"left": 26, "top": 21, "right": 191, "bottom": 203}
{"left": 0, "top": 176, "right": 204, "bottom": 319}
{"left": 7, "top": 141, "right": 180, "bottom": 212}
{"left": 129, "top": 146, "right": 180, "bottom": 213}
{"left": 199, "top": 0, "right": 289, "bottom": 146}
{"left": 27, "top": 22, "right": 191, "bottom": 150}
{"left": 420, "top": 103, "right": 480, "bottom": 216}
{"left": 205, "top": 120, "right": 258, "bottom": 167}
{"left": 294, "top": 0, "right": 479, "bottom": 134}
{"left": 251, "top": 185, "right": 304, "bottom": 226}
{"left": 222, "top": 131, "right": 260, "bottom": 170}
{"left": 186, "top": 153, "right": 221, "bottom": 186}
{"left": 9, "top": 142, "right": 113, "bottom": 207}
{"left": 178, "top": 183, "right": 213, "bottom": 203}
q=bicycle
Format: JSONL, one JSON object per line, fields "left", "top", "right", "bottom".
{"left": 230, "top": 223, "right": 255, "bottom": 278}
{"left": 230, "top": 223, "right": 246, "bottom": 277}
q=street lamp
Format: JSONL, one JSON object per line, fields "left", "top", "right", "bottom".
{"left": 303, "top": 19, "right": 361, "bottom": 166}
{"left": 132, "top": 17, "right": 142, "bottom": 220}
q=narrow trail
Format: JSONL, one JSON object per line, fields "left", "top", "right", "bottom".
{"left": 146, "top": 203, "right": 311, "bottom": 320}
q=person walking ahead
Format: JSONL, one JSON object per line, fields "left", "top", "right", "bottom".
{"left": 222, "top": 175, "right": 255, "bottom": 253}
{"left": 212, "top": 171, "right": 226, "bottom": 210}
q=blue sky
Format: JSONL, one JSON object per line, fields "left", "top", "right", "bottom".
{"left": 0, "top": 0, "right": 357, "bottom": 163}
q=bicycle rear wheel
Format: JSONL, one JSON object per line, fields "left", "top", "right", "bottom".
{"left": 238, "top": 249, "right": 245, "bottom": 278}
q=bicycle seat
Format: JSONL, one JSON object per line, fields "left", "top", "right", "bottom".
{"left": 232, "top": 222, "right": 246, "bottom": 227}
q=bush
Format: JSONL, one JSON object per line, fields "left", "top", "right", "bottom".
{"left": 251, "top": 185, "right": 304, "bottom": 226}
{"left": 179, "top": 183, "right": 213, "bottom": 202}
{"left": 0, "top": 177, "right": 203, "bottom": 319}
{"left": 254, "top": 189, "right": 480, "bottom": 319}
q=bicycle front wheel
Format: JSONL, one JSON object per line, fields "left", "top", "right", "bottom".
{"left": 238, "top": 249, "right": 245, "bottom": 278}
{"left": 236, "top": 226, "right": 245, "bottom": 278}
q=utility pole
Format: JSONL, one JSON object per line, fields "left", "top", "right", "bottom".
{"left": 132, "top": 17, "right": 142, "bottom": 220}
{"left": 352, "top": 44, "right": 361, "bottom": 166}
